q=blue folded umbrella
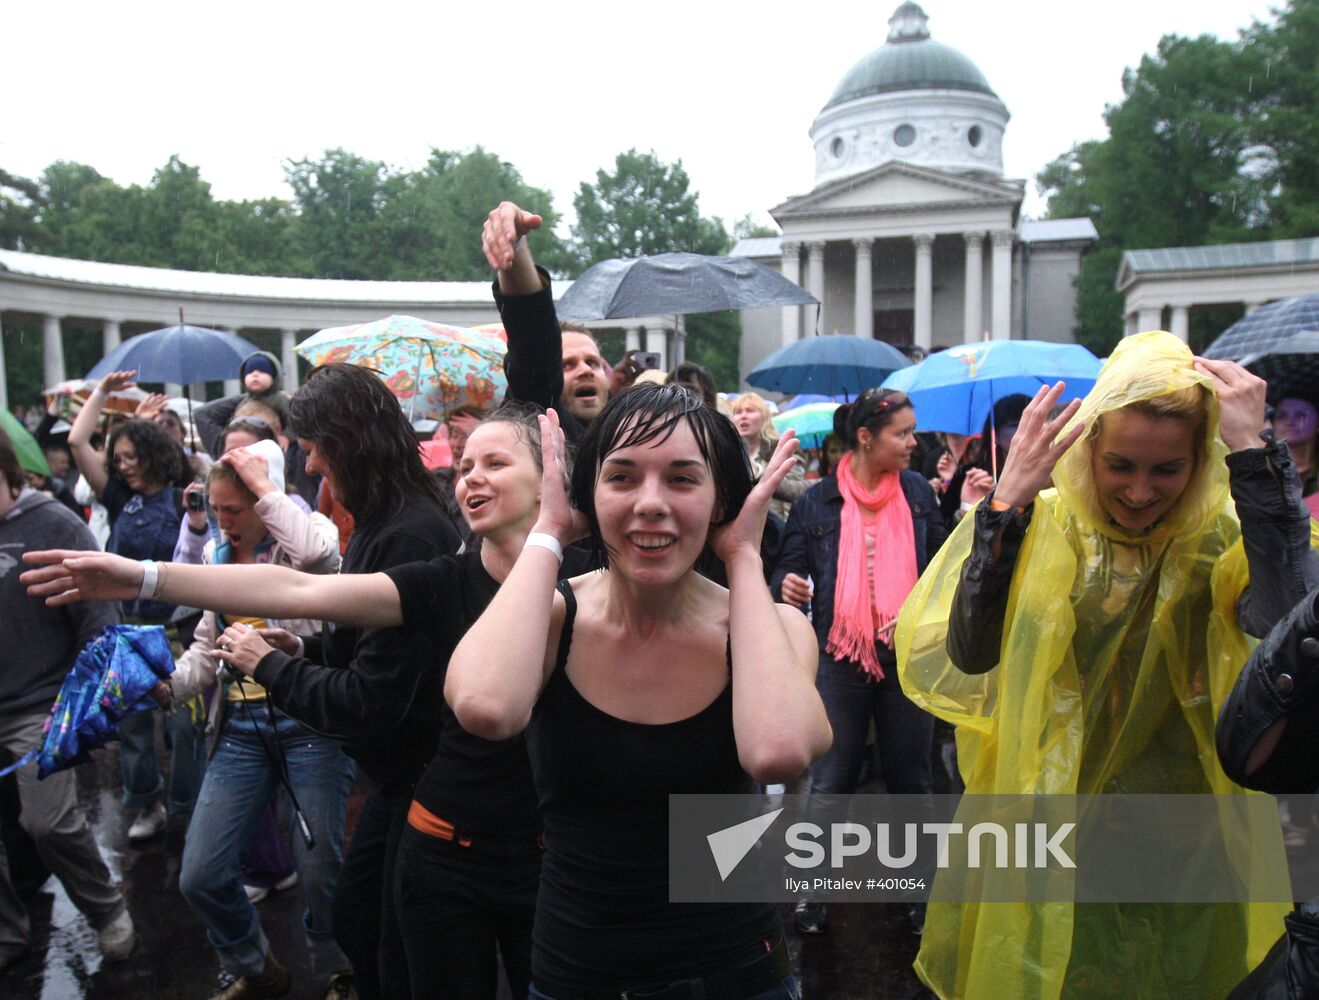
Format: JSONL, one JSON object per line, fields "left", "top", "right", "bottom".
{"left": 0, "top": 625, "right": 175, "bottom": 780}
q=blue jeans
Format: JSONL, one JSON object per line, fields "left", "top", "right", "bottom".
{"left": 528, "top": 977, "right": 800, "bottom": 999}
{"left": 118, "top": 700, "right": 208, "bottom": 815}
{"left": 810, "top": 651, "right": 934, "bottom": 795}
{"left": 178, "top": 702, "right": 355, "bottom": 978}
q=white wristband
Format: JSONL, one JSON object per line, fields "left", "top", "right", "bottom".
{"left": 138, "top": 560, "right": 159, "bottom": 600}
{"left": 91, "top": 387, "right": 109, "bottom": 403}
{"left": 523, "top": 532, "right": 564, "bottom": 564}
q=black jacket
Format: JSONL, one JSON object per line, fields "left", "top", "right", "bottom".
{"left": 770, "top": 470, "right": 948, "bottom": 652}
{"left": 948, "top": 440, "right": 1319, "bottom": 675}
{"left": 1218, "top": 586, "right": 1319, "bottom": 793}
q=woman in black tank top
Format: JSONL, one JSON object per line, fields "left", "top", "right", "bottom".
{"left": 447, "top": 384, "right": 833, "bottom": 999}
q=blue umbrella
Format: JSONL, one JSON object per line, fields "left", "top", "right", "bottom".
{"left": 746, "top": 335, "right": 912, "bottom": 397}
{"left": 87, "top": 323, "right": 262, "bottom": 385}
{"left": 0, "top": 625, "right": 174, "bottom": 780}
{"left": 881, "top": 340, "right": 1102, "bottom": 436}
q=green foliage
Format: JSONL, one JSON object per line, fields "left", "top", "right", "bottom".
{"left": 1038, "top": 0, "right": 1319, "bottom": 355}
{"left": 572, "top": 149, "right": 738, "bottom": 381}
{"left": 0, "top": 168, "right": 45, "bottom": 250}
{"left": 572, "top": 149, "right": 730, "bottom": 268}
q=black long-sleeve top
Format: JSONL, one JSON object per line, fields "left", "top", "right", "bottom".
{"left": 252, "top": 494, "right": 460, "bottom": 794}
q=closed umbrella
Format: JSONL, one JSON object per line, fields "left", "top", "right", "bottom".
{"left": 0, "top": 625, "right": 174, "bottom": 780}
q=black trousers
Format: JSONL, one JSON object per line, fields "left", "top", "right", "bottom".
{"left": 394, "top": 823, "right": 541, "bottom": 999}
{"left": 332, "top": 787, "right": 411, "bottom": 1000}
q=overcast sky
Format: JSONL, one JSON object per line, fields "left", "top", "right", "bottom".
{"left": 5, "top": 0, "right": 1275, "bottom": 241}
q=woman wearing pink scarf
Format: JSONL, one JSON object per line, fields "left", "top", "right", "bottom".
{"left": 770, "top": 388, "right": 947, "bottom": 935}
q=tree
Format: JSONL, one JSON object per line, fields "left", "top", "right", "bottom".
{"left": 1038, "top": 2, "right": 1319, "bottom": 355}
{"left": 571, "top": 149, "right": 729, "bottom": 268}
{"left": 375, "top": 147, "right": 571, "bottom": 280}
{"left": 286, "top": 149, "right": 392, "bottom": 279}
{"left": 0, "top": 168, "right": 44, "bottom": 250}
{"left": 572, "top": 149, "right": 737, "bottom": 384}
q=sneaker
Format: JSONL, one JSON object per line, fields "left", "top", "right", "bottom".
{"left": 97, "top": 909, "right": 136, "bottom": 962}
{"left": 208, "top": 951, "right": 291, "bottom": 1000}
{"left": 794, "top": 900, "right": 827, "bottom": 934}
{"left": 324, "top": 970, "right": 357, "bottom": 1000}
{"left": 244, "top": 871, "right": 299, "bottom": 904}
{"left": 127, "top": 803, "right": 167, "bottom": 842}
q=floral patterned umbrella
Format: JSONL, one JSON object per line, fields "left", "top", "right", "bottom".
{"left": 295, "top": 315, "right": 507, "bottom": 420}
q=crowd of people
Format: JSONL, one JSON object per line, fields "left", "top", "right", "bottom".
{"left": 1, "top": 198, "right": 1318, "bottom": 1000}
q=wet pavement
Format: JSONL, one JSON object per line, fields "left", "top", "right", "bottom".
{"left": 2, "top": 743, "right": 932, "bottom": 1000}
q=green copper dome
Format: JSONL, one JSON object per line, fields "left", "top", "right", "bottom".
{"left": 823, "top": 3, "right": 997, "bottom": 110}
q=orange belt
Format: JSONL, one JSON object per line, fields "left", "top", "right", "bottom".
{"left": 407, "top": 801, "right": 473, "bottom": 846}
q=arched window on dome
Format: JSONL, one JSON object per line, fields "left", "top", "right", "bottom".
{"left": 968, "top": 125, "right": 983, "bottom": 148}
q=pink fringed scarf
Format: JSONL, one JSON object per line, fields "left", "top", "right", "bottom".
{"left": 827, "top": 452, "right": 917, "bottom": 678}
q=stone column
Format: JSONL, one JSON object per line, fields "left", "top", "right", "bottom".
{"left": 645, "top": 325, "right": 667, "bottom": 369}
{"left": 853, "top": 239, "right": 874, "bottom": 339}
{"left": 990, "top": 231, "right": 1013, "bottom": 341}
{"left": 1136, "top": 307, "right": 1163, "bottom": 332}
{"left": 913, "top": 234, "right": 934, "bottom": 350}
{"left": 780, "top": 241, "right": 802, "bottom": 346}
{"left": 281, "top": 329, "right": 300, "bottom": 392}
{"left": 43, "top": 314, "right": 66, "bottom": 389}
{"left": 102, "top": 318, "right": 122, "bottom": 357}
{"left": 1169, "top": 306, "right": 1190, "bottom": 342}
{"left": 625, "top": 326, "right": 642, "bottom": 352}
{"left": 963, "top": 231, "right": 985, "bottom": 343}
{"left": 805, "top": 240, "right": 826, "bottom": 334}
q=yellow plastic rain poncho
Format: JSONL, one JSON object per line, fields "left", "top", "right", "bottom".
{"left": 895, "top": 332, "right": 1292, "bottom": 1000}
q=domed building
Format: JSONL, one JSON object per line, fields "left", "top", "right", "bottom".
{"left": 735, "top": 2, "right": 1096, "bottom": 379}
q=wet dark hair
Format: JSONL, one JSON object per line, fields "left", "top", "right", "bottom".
{"left": 571, "top": 382, "right": 752, "bottom": 567}
{"left": 668, "top": 361, "right": 717, "bottom": 407}
{"left": 473, "top": 400, "right": 548, "bottom": 475}
{"left": 220, "top": 416, "right": 278, "bottom": 454}
{"left": 106, "top": 419, "right": 187, "bottom": 490}
{"left": 287, "top": 363, "right": 447, "bottom": 526}
{"left": 833, "top": 388, "right": 913, "bottom": 449}
{"left": 0, "top": 430, "right": 22, "bottom": 499}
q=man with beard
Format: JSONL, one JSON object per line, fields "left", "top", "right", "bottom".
{"left": 483, "top": 202, "right": 609, "bottom": 443}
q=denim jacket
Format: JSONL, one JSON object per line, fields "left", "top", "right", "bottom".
{"left": 770, "top": 471, "right": 948, "bottom": 651}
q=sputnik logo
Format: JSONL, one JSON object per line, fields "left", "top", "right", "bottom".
{"left": 707, "top": 808, "right": 784, "bottom": 881}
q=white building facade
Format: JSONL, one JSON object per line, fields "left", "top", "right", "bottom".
{"left": 735, "top": 2, "right": 1095, "bottom": 382}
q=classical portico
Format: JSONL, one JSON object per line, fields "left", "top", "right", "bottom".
{"left": 1116, "top": 238, "right": 1319, "bottom": 342}
{"left": 731, "top": 2, "right": 1096, "bottom": 384}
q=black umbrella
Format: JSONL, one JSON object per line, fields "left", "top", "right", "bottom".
{"left": 1202, "top": 293, "right": 1319, "bottom": 397}
{"left": 556, "top": 252, "right": 818, "bottom": 322}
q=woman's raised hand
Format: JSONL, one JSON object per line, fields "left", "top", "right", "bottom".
{"left": 97, "top": 370, "right": 138, "bottom": 395}
{"left": 1193, "top": 357, "right": 1267, "bottom": 453}
{"left": 221, "top": 448, "right": 278, "bottom": 498}
{"left": 992, "top": 383, "right": 1085, "bottom": 510}
{"left": 21, "top": 550, "right": 144, "bottom": 606}
{"left": 533, "top": 408, "right": 588, "bottom": 546}
{"left": 711, "top": 431, "right": 800, "bottom": 564}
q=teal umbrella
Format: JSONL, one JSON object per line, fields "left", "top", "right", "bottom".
{"left": 772, "top": 402, "right": 840, "bottom": 449}
{"left": 0, "top": 409, "right": 52, "bottom": 477}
